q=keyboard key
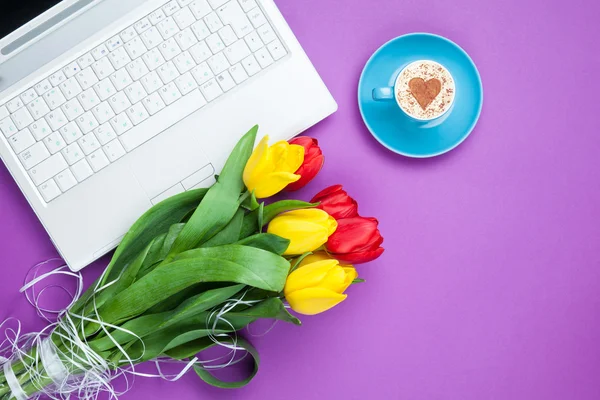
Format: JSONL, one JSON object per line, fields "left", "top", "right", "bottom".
{"left": 126, "top": 58, "right": 150, "bottom": 81}
{"left": 29, "top": 119, "right": 52, "bottom": 140}
{"left": 149, "top": 9, "right": 167, "bottom": 25}
{"left": 217, "top": 2, "right": 252, "bottom": 37}
{"left": 78, "top": 89, "right": 101, "bottom": 111}
{"left": 88, "top": 149, "right": 110, "bottom": 172}
{"left": 19, "top": 142, "right": 50, "bottom": 169}
{"left": 103, "top": 140, "right": 126, "bottom": 162}
{"left": 126, "top": 102, "right": 150, "bottom": 125}
{"left": 229, "top": 63, "right": 248, "bottom": 84}
{"left": 20, "top": 89, "right": 38, "bottom": 105}
{"left": 92, "top": 58, "right": 115, "bottom": 80}
{"left": 143, "top": 48, "right": 167, "bottom": 71}
{"left": 43, "top": 88, "right": 67, "bottom": 110}
{"left": 38, "top": 179, "right": 61, "bottom": 202}
{"left": 189, "top": 41, "right": 212, "bottom": 63}
{"left": 63, "top": 61, "right": 81, "bottom": 78}
{"left": 76, "top": 112, "right": 100, "bottom": 134}
{"left": 12, "top": 107, "right": 34, "bottom": 130}
{"left": 109, "top": 113, "right": 133, "bottom": 135}
{"left": 191, "top": 62, "right": 214, "bottom": 84}
{"left": 267, "top": 39, "right": 287, "bottom": 60}
{"left": 59, "top": 122, "right": 83, "bottom": 144}
{"left": 190, "top": 0, "right": 212, "bottom": 19}
{"left": 93, "top": 79, "right": 117, "bottom": 101}
{"left": 91, "top": 44, "right": 109, "bottom": 60}
{"left": 140, "top": 71, "right": 164, "bottom": 94}
{"left": 60, "top": 78, "right": 83, "bottom": 100}
{"left": 108, "top": 47, "right": 131, "bottom": 70}
{"left": 0, "top": 106, "right": 8, "bottom": 120}
{"left": 125, "top": 37, "right": 148, "bottom": 60}
{"left": 159, "top": 38, "right": 182, "bottom": 61}
{"left": 6, "top": 98, "right": 24, "bottom": 113}
{"left": 119, "top": 89, "right": 205, "bottom": 152}
{"left": 62, "top": 143, "right": 85, "bottom": 165}
{"left": 78, "top": 133, "right": 101, "bottom": 155}
{"left": 204, "top": 12, "right": 223, "bottom": 33}
{"left": 8, "top": 129, "right": 35, "bottom": 153}
{"left": 92, "top": 102, "right": 116, "bottom": 124}
{"left": 247, "top": 8, "right": 266, "bottom": 28}
{"left": 207, "top": 52, "right": 230, "bottom": 74}
{"left": 0, "top": 117, "right": 18, "bottom": 138}
{"left": 77, "top": 53, "right": 96, "bottom": 69}
{"left": 71, "top": 159, "right": 93, "bottom": 182}
{"left": 134, "top": 18, "right": 152, "bottom": 34}
{"left": 224, "top": 39, "right": 250, "bottom": 64}
{"left": 120, "top": 26, "right": 137, "bottom": 43}
{"left": 55, "top": 169, "right": 77, "bottom": 192}
{"left": 94, "top": 123, "right": 118, "bottom": 145}
{"left": 108, "top": 92, "right": 132, "bottom": 114}
{"left": 178, "top": 0, "right": 195, "bottom": 5}
{"left": 191, "top": 20, "right": 211, "bottom": 40}
{"left": 158, "top": 17, "right": 180, "bottom": 39}
{"left": 49, "top": 71, "right": 67, "bottom": 87}
{"left": 242, "top": 54, "right": 261, "bottom": 76}
{"left": 34, "top": 79, "right": 53, "bottom": 96}
{"left": 141, "top": 27, "right": 164, "bottom": 49}
{"left": 157, "top": 61, "right": 180, "bottom": 83}
{"left": 142, "top": 92, "right": 167, "bottom": 115}
{"left": 254, "top": 47, "right": 274, "bottom": 68}
{"left": 216, "top": 70, "right": 235, "bottom": 92}
{"left": 219, "top": 25, "right": 237, "bottom": 46}
{"left": 173, "top": 51, "right": 196, "bottom": 73}
{"left": 45, "top": 109, "right": 68, "bottom": 131}
{"left": 199, "top": 78, "right": 223, "bottom": 101}
{"left": 207, "top": 34, "right": 226, "bottom": 54}
{"left": 173, "top": 7, "right": 196, "bottom": 29}
{"left": 163, "top": 1, "right": 181, "bottom": 16}
{"left": 29, "top": 153, "right": 68, "bottom": 186}
{"left": 159, "top": 82, "right": 182, "bottom": 105}
{"left": 124, "top": 81, "right": 148, "bottom": 104}
{"left": 26, "top": 97, "right": 50, "bottom": 120}
{"left": 110, "top": 68, "right": 134, "bottom": 91}
{"left": 257, "top": 23, "right": 276, "bottom": 44}
{"left": 239, "top": 0, "right": 257, "bottom": 12}
{"left": 244, "top": 30, "right": 263, "bottom": 52}
{"left": 43, "top": 132, "right": 67, "bottom": 154}
{"left": 175, "top": 28, "right": 198, "bottom": 50}
{"left": 106, "top": 36, "right": 124, "bottom": 51}
{"left": 75, "top": 68, "right": 99, "bottom": 90}
{"left": 175, "top": 72, "right": 199, "bottom": 95}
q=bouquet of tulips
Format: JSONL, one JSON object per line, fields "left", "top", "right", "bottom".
{"left": 0, "top": 126, "right": 384, "bottom": 399}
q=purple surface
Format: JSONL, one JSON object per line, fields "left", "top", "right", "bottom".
{"left": 2, "top": 0, "right": 600, "bottom": 399}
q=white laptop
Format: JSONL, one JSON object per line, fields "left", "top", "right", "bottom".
{"left": 0, "top": 0, "right": 337, "bottom": 271}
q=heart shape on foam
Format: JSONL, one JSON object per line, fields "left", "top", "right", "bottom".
{"left": 408, "top": 78, "right": 442, "bottom": 110}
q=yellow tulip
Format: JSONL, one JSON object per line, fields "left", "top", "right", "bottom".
{"left": 243, "top": 135, "right": 305, "bottom": 198}
{"left": 284, "top": 258, "right": 358, "bottom": 315}
{"left": 267, "top": 209, "right": 337, "bottom": 255}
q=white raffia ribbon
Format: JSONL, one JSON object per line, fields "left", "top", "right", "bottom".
{"left": 39, "top": 338, "right": 68, "bottom": 386}
{"left": 4, "top": 362, "right": 28, "bottom": 400}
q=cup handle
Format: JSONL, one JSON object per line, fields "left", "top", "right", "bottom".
{"left": 372, "top": 87, "right": 395, "bottom": 101}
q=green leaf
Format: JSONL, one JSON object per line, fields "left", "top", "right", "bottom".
{"left": 167, "top": 126, "right": 258, "bottom": 257}
{"left": 201, "top": 208, "right": 244, "bottom": 248}
{"left": 97, "top": 245, "right": 289, "bottom": 324}
{"left": 193, "top": 337, "right": 260, "bottom": 389}
{"left": 235, "top": 233, "right": 290, "bottom": 255}
{"left": 240, "top": 200, "right": 318, "bottom": 238}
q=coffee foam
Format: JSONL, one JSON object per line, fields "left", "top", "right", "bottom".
{"left": 396, "top": 61, "right": 455, "bottom": 120}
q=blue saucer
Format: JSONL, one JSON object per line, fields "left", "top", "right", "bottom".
{"left": 358, "top": 33, "right": 483, "bottom": 158}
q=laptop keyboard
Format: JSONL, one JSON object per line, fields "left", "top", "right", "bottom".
{"left": 0, "top": 0, "right": 287, "bottom": 203}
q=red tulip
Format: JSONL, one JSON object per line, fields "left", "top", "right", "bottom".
{"left": 326, "top": 217, "right": 384, "bottom": 264}
{"left": 311, "top": 185, "right": 359, "bottom": 219}
{"left": 285, "top": 137, "right": 324, "bottom": 191}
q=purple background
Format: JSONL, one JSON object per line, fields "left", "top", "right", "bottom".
{"left": 2, "top": 0, "right": 600, "bottom": 399}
